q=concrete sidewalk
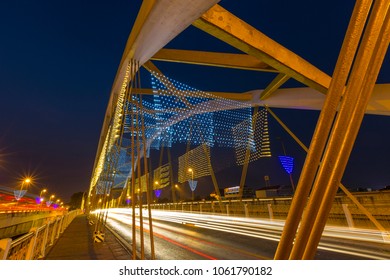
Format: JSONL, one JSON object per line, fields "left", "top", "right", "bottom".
{"left": 45, "top": 215, "right": 131, "bottom": 260}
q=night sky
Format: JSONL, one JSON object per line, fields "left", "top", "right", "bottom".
{"left": 1, "top": 0, "right": 389, "bottom": 202}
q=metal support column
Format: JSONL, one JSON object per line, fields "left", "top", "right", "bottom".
{"left": 300, "top": 5, "right": 390, "bottom": 259}
{"left": 288, "top": 0, "right": 389, "bottom": 259}
{"left": 274, "top": 0, "right": 373, "bottom": 259}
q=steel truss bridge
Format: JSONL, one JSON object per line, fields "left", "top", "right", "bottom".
{"left": 86, "top": 0, "right": 390, "bottom": 260}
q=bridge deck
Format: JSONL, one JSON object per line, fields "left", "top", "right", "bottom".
{"left": 45, "top": 215, "right": 131, "bottom": 260}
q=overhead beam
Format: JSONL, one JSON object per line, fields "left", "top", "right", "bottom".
{"left": 133, "top": 87, "right": 253, "bottom": 101}
{"left": 92, "top": 0, "right": 222, "bottom": 185}
{"left": 133, "top": 83, "right": 390, "bottom": 116}
{"left": 151, "top": 48, "right": 277, "bottom": 72}
{"left": 108, "top": 0, "right": 222, "bottom": 123}
{"left": 260, "top": 73, "right": 290, "bottom": 100}
{"left": 193, "top": 4, "right": 332, "bottom": 93}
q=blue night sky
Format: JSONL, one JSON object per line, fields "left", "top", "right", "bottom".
{"left": 0, "top": 0, "right": 389, "bottom": 201}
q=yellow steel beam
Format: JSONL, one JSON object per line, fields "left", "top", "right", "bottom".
{"left": 266, "top": 106, "right": 389, "bottom": 249}
{"left": 107, "top": 0, "right": 157, "bottom": 122}
{"left": 151, "top": 48, "right": 277, "bottom": 72}
{"left": 213, "top": 92, "right": 252, "bottom": 101}
{"left": 91, "top": 0, "right": 222, "bottom": 197}
{"left": 260, "top": 73, "right": 290, "bottom": 100}
{"left": 118, "top": 0, "right": 156, "bottom": 73}
{"left": 133, "top": 84, "right": 390, "bottom": 115}
{"left": 193, "top": 4, "right": 331, "bottom": 93}
{"left": 133, "top": 87, "right": 252, "bottom": 101}
{"left": 91, "top": 1, "right": 157, "bottom": 196}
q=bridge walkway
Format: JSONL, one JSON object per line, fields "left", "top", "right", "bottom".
{"left": 45, "top": 214, "right": 131, "bottom": 260}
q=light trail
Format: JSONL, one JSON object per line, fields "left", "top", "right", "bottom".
{"left": 93, "top": 208, "right": 390, "bottom": 260}
{"left": 106, "top": 212, "right": 218, "bottom": 260}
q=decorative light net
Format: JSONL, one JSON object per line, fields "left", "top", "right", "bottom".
{"left": 102, "top": 71, "right": 273, "bottom": 192}
{"left": 233, "top": 108, "right": 271, "bottom": 165}
{"left": 153, "top": 163, "right": 170, "bottom": 189}
{"left": 178, "top": 144, "right": 211, "bottom": 183}
{"left": 150, "top": 72, "right": 252, "bottom": 148}
{"left": 278, "top": 156, "right": 294, "bottom": 174}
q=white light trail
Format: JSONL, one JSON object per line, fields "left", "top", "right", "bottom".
{"left": 92, "top": 208, "right": 390, "bottom": 260}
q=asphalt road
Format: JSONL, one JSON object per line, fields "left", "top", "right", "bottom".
{"left": 103, "top": 209, "right": 390, "bottom": 260}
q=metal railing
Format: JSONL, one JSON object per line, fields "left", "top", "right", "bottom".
{"left": 0, "top": 209, "right": 82, "bottom": 260}
{"left": 151, "top": 191, "right": 390, "bottom": 230}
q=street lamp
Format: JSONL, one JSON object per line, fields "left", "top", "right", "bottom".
{"left": 188, "top": 168, "right": 194, "bottom": 201}
{"left": 39, "top": 189, "right": 47, "bottom": 207}
{"left": 40, "top": 188, "right": 47, "bottom": 200}
{"left": 21, "top": 178, "right": 31, "bottom": 191}
{"left": 40, "top": 188, "right": 47, "bottom": 197}
{"left": 175, "top": 184, "right": 181, "bottom": 201}
{"left": 15, "top": 177, "right": 32, "bottom": 201}
{"left": 45, "top": 194, "right": 55, "bottom": 207}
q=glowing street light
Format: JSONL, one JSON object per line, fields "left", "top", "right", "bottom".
{"left": 45, "top": 194, "right": 55, "bottom": 207}
{"left": 40, "top": 189, "right": 47, "bottom": 200}
{"left": 21, "top": 178, "right": 31, "bottom": 191}
{"left": 37, "top": 188, "right": 47, "bottom": 207}
{"left": 175, "top": 184, "right": 181, "bottom": 201}
{"left": 15, "top": 177, "right": 32, "bottom": 201}
{"left": 188, "top": 168, "right": 195, "bottom": 201}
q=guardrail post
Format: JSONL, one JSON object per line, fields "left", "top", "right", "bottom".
{"left": 40, "top": 224, "right": 50, "bottom": 258}
{"left": 200, "top": 204, "right": 203, "bottom": 213}
{"left": 25, "top": 228, "right": 38, "bottom": 260}
{"left": 0, "top": 238, "right": 12, "bottom": 260}
{"left": 50, "top": 219, "right": 58, "bottom": 245}
{"left": 267, "top": 203, "right": 274, "bottom": 220}
{"left": 342, "top": 204, "right": 355, "bottom": 228}
{"left": 56, "top": 217, "right": 63, "bottom": 239}
{"left": 244, "top": 203, "right": 249, "bottom": 218}
{"left": 61, "top": 215, "right": 67, "bottom": 232}
{"left": 226, "top": 204, "right": 229, "bottom": 216}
